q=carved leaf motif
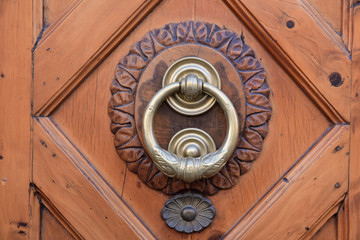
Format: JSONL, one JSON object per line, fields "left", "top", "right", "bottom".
{"left": 227, "top": 36, "right": 243, "bottom": 60}
{"left": 108, "top": 21, "right": 271, "bottom": 195}
{"left": 210, "top": 30, "right": 233, "bottom": 48}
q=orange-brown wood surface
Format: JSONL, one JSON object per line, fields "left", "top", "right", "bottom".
{"left": 349, "top": 2, "right": 360, "bottom": 239}
{"left": 1, "top": 0, "right": 360, "bottom": 239}
{"left": 0, "top": 1, "right": 32, "bottom": 239}
{"left": 43, "top": 0, "right": 78, "bottom": 28}
{"left": 308, "top": 0, "right": 342, "bottom": 33}
{"left": 40, "top": 207, "right": 75, "bottom": 240}
{"left": 51, "top": 1, "right": 335, "bottom": 238}
{"left": 310, "top": 215, "right": 337, "bottom": 240}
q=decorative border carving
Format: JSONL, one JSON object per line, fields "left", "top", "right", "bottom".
{"left": 108, "top": 21, "right": 271, "bottom": 195}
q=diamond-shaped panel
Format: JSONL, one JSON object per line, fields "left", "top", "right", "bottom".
{"left": 50, "top": 0, "right": 336, "bottom": 238}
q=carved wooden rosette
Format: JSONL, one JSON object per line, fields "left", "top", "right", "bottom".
{"left": 108, "top": 21, "right": 271, "bottom": 195}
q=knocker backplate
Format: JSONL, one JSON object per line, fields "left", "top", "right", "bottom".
{"left": 108, "top": 21, "right": 272, "bottom": 195}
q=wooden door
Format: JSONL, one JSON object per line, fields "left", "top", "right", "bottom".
{"left": 1, "top": 0, "right": 360, "bottom": 239}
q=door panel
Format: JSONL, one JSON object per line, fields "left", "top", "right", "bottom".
{"left": 31, "top": 0, "right": 352, "bottom": 239}
{"left": 40, "top": 207, "right": 75, "bottom": 240}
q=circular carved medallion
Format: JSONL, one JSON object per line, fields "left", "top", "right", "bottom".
{"left": 108, "top": 21, "right": 272, "bottom": 195}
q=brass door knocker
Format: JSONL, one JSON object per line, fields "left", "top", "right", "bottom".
{"left": 142, "top": 57, "right": 239, "bottom": 183}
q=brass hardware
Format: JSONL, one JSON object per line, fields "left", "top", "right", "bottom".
{"left": 162, "top": 57, "right": 221, "bottom": 116}
{"left": 168, "top": 128, "right": 216, "bottom": 158}
{"left": 143, "top": 76, "right": 239, "bottom": 183}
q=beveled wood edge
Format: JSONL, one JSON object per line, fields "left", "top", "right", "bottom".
{"left": 39, "top": 0, "right": 83, "bottom": 44}
{"left": 301, "top": 0, "right": 349, "bottom": 54}
{"left": 33, "top": 0, "right": 161, "bottom": 116}
{"left": 223, "top": 124, "right": 349, "bottom": 239}
{"left": 35, "top": 117, "right": 157, "bottom": 240}
{"left": 342, "top": 0, "right": 354, "bottom": 51}
{"left": 300, "top": 197, "right": 344, "bottom": 239}
{"left": 32, "top": 0, "right": 43, "bottom": 45}
{"left": 223, "top": 0, "right": 349, "bottom": 123}
{"left": 30, "top": 186, "right": 84, "bottom": 240}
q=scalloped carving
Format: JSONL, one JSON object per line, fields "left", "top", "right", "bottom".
{"left": 108, "top": 21, "right": 272, "bottom": 195}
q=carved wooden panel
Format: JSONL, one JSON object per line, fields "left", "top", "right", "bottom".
{"left": 28, "top": 0, "right": 354, "bottom": 238}
{"left": 108, "top": 21, "right": 271, "bottom": 195}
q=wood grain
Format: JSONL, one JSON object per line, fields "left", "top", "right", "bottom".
{"left": 349, "top": 3, "right": 360, "bottom": 239}
{"left": 302, "top": 201, "right": 341, "bottom": 240}
{"left": 225, "top": 0, "right": 351, "bottom": 122}
{"left": 310, "top": 215, "right": 337, "bottom": 240}
{"left": 33, "top": 0, "right": 160, "bottom": 115}
{"left": 43, "top": 0, "right": 79, "bottom": 28}
{"left": 0, "top": 1, "right": 32, "bottom": 239}
{"left": 341, "top": 0, "right": 354, "bottom": 51}
{"left": 224, "top": 125, "right": 349, "bottom": 239}
{"left": 29, "top": 189, "right": 41, "bottom": 240}
{"left": 33, "top": 118, "right": 156, "bottom": 240}
{"left": 40, "top": 207, "right": 75, "bottom": 240}
{"left": 116, "top": 0, "right": 333, "bottom": 238}
{"left": 32, "top": 0, "right": 43, "bottom": 44}
{"left": 307, "top": 0, "right": 342, "bottom": 33}
{"left": 38, "top": 0, "right": 354, "bottom": 238}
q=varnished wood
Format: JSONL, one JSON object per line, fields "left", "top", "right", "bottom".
{"left": 33, "top": 0, "right": 43, "bottom": 44}
{"left": 43, "top": 0, "right": 78, "bottom": 28}
{"left": 225, "top": 0, "right": 351, "bottom": 122}
{"left": 40, "top": 207, "right": 75, "bottom": 240}
{"left": 310, "top": 215, "right": 337, "bottom": 240}
{"left": 118, "top": 1, "right": 335, "bottom": 238}
{"left": 302, "top": 201, "right": 342, "bottom": 239}
{"left": 349, "top": 3, "right": 360, "bottom": 239}
{"left": 336, "top": 200, "right": 349, "bottom": 240}
{"left": 29, "top": 188, "right": 41, "bottom": 240}
{"left": 0, "top": 1, "right": 32, "bottom": 239}
{"left": 342, "top": 0, "right": 354, "bottom": 51}
{"left": 225, "top": 125, "right": 349, "bottom": 239}
{"left": 33, "top": 0, "right": 160, "bottom": 115}
{"left": 307, "top": 0, "right": 342, "bottom": 33}
{"left": 33, "top": 118, "right": 156, "bottom": 240}
{"left": 1, "top": 0, "right": 358, "bottom": 238}
{"left": 50, "top": 0, "right": 334, "bottom": 237}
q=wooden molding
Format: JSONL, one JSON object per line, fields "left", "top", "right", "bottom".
{"left": 300, "top": 199, "right": 343, "bottom": 239}
{"left": 224, "top": 125, "right": 349, "bottom": 239}
{"left": 33, "top": 0, "right": 161, "bottom": 116}
{"left": 342, "top": 0, "right": 354, "bottom": 51}
{"left": 301, "top": 0, "right": 349, "bottom": 53}
{"left": 33, "top": 117, "right": 156, "bottom": 240}
{"left": 37, "top": 190, "right": 84, "bottom": 240}
{"left": 32, "top": 0, "right": 43, "bottom": 45}
{"left": 41, "top": 0, "right": 83, "bottom": 40}
{"left": 224, "top": 0, "right": 351, "bottom": 123}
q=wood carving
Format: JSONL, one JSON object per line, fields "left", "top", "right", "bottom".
{"left": 108, "top": 21, "right": 272, "bottom": 195}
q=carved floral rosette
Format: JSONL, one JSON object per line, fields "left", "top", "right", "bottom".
{"left": 108, "top": 21, "right": 272, "bottom": 195}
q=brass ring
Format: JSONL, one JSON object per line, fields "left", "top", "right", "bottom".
{"left": 143, "top": 80, "right": 239, "bottom": 183}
